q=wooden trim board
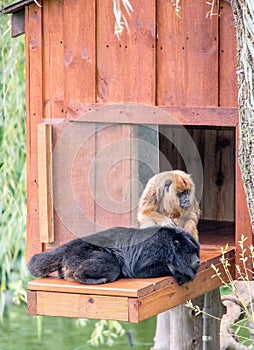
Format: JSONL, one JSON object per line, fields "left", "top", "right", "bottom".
{"left": 37, "top": 123, "right": 54, "bottom": 243}
{"left": 67, "top": 104, "right": 238, "bottom": 127}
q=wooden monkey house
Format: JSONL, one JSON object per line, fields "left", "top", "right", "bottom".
{"left": 2, "top": 0, "right": 253, "bottom": 322}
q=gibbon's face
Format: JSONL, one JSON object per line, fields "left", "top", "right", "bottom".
{"left": 177, "top": 189, "right": 191, "bottom": 209}
{"left": 160, "top": 171, "right": 194, "bottom": 214}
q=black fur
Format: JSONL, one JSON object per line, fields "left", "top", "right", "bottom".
{"left": 28, "top": 226, "right": 200, "bottom": 286}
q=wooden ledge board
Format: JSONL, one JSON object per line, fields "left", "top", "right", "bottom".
{"left": 28, "top": 276, "right": 170, "bottom": 298}
{"left": 27, "top": 246, "right": 235, "bottom": 322}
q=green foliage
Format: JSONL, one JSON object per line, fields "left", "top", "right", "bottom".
{"left": 0, "top": 0, "right": 28, "bottom": 318}
{"left": 87, "top": 320, "right": 126, "bottom": 347}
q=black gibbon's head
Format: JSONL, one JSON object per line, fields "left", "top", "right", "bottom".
{"left": 162, "top": 227, "right": 200, "bottom": 285}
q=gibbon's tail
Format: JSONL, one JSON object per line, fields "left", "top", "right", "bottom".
{"left": 27, "top": 245, "right": 66, "bottom": 277}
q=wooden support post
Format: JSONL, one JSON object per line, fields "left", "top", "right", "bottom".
{"left": 152, "top": 289, "right": 225, "bottom": 350}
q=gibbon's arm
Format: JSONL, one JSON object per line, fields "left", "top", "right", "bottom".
{"left": 177, "top": 208, "right": 200, "bottom": 241}
{"left": 138, "top": 210, "right": 176, "bottom": 228}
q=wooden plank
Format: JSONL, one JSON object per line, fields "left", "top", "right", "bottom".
{"left": 43, "top": 0, "right": 65, "bottom": 119}
{"left": 37, "top": 123, "right": 54, "bottom": 243}
{"left": 200, "top": 245, "right": 234, "bottom": 263}
{"left": 128, "top": 256, "right": 235, "bottom": 322}
{"left": 96, "top": 0, "right": 156, "bottom": 103}
{"left": 47, "top": 122, "right": 97, "bottom": 244}
{"left": 219, "top": 2, "right": 238, "bottom": 107}
{"left": 156, "top": 0, "right": 219, "bottom": 107}
{"left": 42, "top": 0, "right": 50, "bottom": 119}
{"left": 235, "top": 126, "right": 253, "bottom": 275}
{"left": 25, "top": 3, "right": 43, "bottom": 260}
{"left": 27, "top": 291, "right": 37, "bottom": 316}
{"left": 64, "top": 0, "right": 96, "bottom": 104}
{"left": 1, "top": 0, "right": 34, "bottom": 14}
{"left": 94, "top": 124, "right": 133, "bottom": 230}
{"left": 11, "top": 9, "right": 25, "bottom": 37}
{"left": 28, "top": 276, "right": 171, "bottom": 298}
{"left": 35, "top": 291, "right": 129, "bottom": 321}
{"left": 67, "top": 103, "right": 238, "bottom": 126}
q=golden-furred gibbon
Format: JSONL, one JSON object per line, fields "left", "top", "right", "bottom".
{"left": 137, "top": 170, "right": 200, "bottom": 241}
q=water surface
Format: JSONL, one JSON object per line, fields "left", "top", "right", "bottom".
{"left": 0, "top": 304, "right": 155, "bottom": 350}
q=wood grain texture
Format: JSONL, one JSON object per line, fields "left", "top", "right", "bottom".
{"left": 96, "top": 0, "right": 156, "bottom": 103}
{"left": 128, "top": 256, "right": 235, "bottom": 322}
{"left": 11, "top": 10, "right": 25, "bottom": 37}
{"left": 49, "top": 122, "right": 97, "bottom": 246}
{"left": 64, "top": 0, "right": 96, "bottom": 104}
{"left": 94, "top": 124, "right": 133, "bottom": 230}
{"left": 68, "top": 103, "right": 238, "bottom": 126}
{"left": 28, "top": 276, "right": 171, "bottom": 298}
{"left": 36, "top": 291, "right": 129, "bottom": 320}
{"left": 43, "top": 0, "right": 65, "bottom": 119}
{"left": 156, "top": 0, "right": 219, "bottom": 107}
{"left": 37, "top": 124, "right": 54, "bottom": 243}
{"left": 25, "top": 4, "right": 43, "bottom": 260}
{"left": 235, "top": 126, "right": 253, "bottom": 275}
{"left": 219, "top": 2, "right": 238, "bottom": 107}
{"left": 27, "top": 291, "right": 37, "bottom": 316}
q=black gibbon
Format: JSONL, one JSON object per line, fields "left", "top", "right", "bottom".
{"left": 28, "top": 226, "right": 200, "bottom": 286}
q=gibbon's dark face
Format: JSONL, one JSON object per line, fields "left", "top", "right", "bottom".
{"left": 164, "top": 173, "right": 193, "bottom": 209}
{"left": 177, "top": 189, "right": 191, "bottom": 209}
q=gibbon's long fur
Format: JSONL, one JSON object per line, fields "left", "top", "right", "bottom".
{"left": 28, "top": 226, "right": 200, "bottom": 286}
{"left": 137, "top": 170, "right": 200, "bottom": 241}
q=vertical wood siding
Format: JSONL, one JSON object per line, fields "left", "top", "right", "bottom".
{"left": 26, "top": 3, "right": 43, "bottom": 258}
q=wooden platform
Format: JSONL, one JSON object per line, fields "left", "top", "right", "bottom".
{"left": 27, "top": 244, "right": 235, "bottom": 322}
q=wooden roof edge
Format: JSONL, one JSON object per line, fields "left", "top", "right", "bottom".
{"left": 1, "top": 0, "right": 36, "bottom": 14}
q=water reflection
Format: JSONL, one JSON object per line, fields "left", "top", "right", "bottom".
{"left": 0, "top": 304, "right": 155, "bottom": 350}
